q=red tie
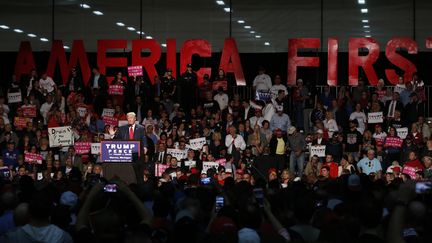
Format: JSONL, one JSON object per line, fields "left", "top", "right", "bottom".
{"left": 129, "top": 126, "right": 134, "bottom": 140}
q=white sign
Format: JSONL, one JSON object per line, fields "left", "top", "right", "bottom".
{"left": 184, "top": 161, "right": 196, "bottom": 167}
{"left": 48, "top": 126, "right": 74, "bottom": 147}
{"left": 102, "top": 108, "right": 115, "bottom": 117}
{"left": 8, "top": 92, "right": 22, "bottom": 103}
{"left": 77, "top": 107, "right": 87, "bottom": 117}
{"left": 202, "top": 161, "right": 219, "bottom": 172}
{"left": 166, "top": 148, "right": 187, "bottom": 160}
{"left": 189, "top": 137, "right": 206, "bottom": 150}
{"left": 368, "top": 112, "right": 383, "bottom": 124}
{"left": 309, "top": 145, "right": 326, "bottom": 157}
{"left": 396, "top": 127, "right": 408, "bottom": 139}
{"left": 91, "top": 143, "right": 101, "bottom": 155}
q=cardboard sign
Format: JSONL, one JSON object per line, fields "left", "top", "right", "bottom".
{"left": 77, "top": 106, "right": 87, "bottom": 117}
{"left": 255, "top": 91, "right": 272, "bottom": 102}
{"left": 127, "top": 65, "right": 143, "bottom": 77}
{"left": 368, "top": 112, "right": 383, "bottom": 124}
{"left": 108, "top": 85, "right": 124, "bottom": 95}
{"left": 309, "top": 145, "right": 326, "bottom": 157}
{"left": 91, "top": 143, "right": 101, "bottom": 155}
{"left": 75, "top": 142, "right": 91, "bottom": 154}
{"left": 189, "top": 137, "right": 206, "bottom": 150}
{"left": 396, "top": 127, "right": 408, "bottom": 139}
{"left": 103, "top": 116, "right": 118, "bottom": 126}
{"left": 48, "top": 126, "right": 74, "bottom": 147}
{"left": 8, "top": 92, "right": 22, "bottom": 103}
{"left": 155, "top": 164, "right": 170, "bottom": 177}
{"left": 212, "top": 81, "right": 228, "bottom": 91}
{"left": 14, "top": 117, "right": 31, "bottom": 128}
{"left": 101, "top": 141, "right": 140, "bottom": 162}
{"left": 385, "top": 137, "right": 403, "bottom": 147}
{"left": 166, "top": 148, "right": 187, "bottom": 160}
{"left": 24, "top": 152, "right": 43, "bottom": 164}
{"left": 21, "top": 105, "right": 37, "bottom": 118}
{"left": 202, "top": 161, "right": 219, "bottom": 172}
{"left": 402, "top": 166, "right": 417, "bottom": 179}
{"left": 102, "top": 108, "right": 115, "bottom": 117}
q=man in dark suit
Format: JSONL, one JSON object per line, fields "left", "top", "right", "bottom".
{"left": 240, "top": 100, "right": 255, "bottom": 121}
{"left": 86, "top": 67, "right": 108, "bottom": 112}
{"left": 384, "top": 91, "right": 403, "bottom": 118}
{"left": 153, "top": 143, "right": 168, "bottom": 164}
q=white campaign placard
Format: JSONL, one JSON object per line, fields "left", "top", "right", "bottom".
{"left": 309, "top": 145, "right": 326, "bottom": 157}
{"left": 91, "top": 143, "right": 101, "bottom": 155}
{"left": 368, "top": 112, "right": 383, "bottom": 124}
{"left": 184, "top": 161, "right": 196, "bottom": 167}
{"left": 189, "top": 137, "right": 206, "bottom": 150}
{"left": 77, "top": 107, "right": 87, "bottom": 117}
{"left": 202, "top": 161, "right": 219, "bottom": 172}
{"left": 166, "top": 148, "right": 187, "bottom": 160}
{"left": 396, "top": 127, "right": 408, "bottom": 139}
{"left": 48, "top": 126, "right": 74, "bottom": 147}
{"left": 102, "top": 108, "right": 115, "bottom": 117}
{"left": 8, "top": 92, "right": 22, "bottom": 103}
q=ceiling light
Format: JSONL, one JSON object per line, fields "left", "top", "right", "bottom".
{"left": 63, "top": 45, "right": 70, "bottom": 49}
{"left": 161, "top": 43, "right": 167, "bottom": 47}
{"left": 40, "top": 38, "right": 49, "bottom": 42}
{"left": 255, "top": 35, "right": 261, "bottom": 38}
{"left": 0, "top": 25, "right": 9, "bottom": 29}
{"left": 365, "top": 35, "right": 371, "bottom": 38}
{"left": 363, "top": 25, "right": 370, "bottom": 28}
{"left": 127, "top": 27, "right": 135, "bottom": 31}
{"left": 358, "top": 0, "right": 366, "bottom": 4}
{"left": 362, "top": 19, "right": 369, "bottom": 23}
{"left": 250, "top": 31, "right": 255, "bottom": 34}
{"left": 93, "top": 10, "right": 103, "bottom": 15}
{"left": 244, "top": 25, "right": 251, "bottom": 29}
{"left": 364, "top": 30, "right": 370, "bottom": 33}
{"left": 27, "top": 33, "right": 37, "bottom": 37}
{"left": 361, "top": 8, "right": 368, "bottom": 13}
{"left": 146, "top": 36, "right": 152, "bottom": 39}
{"left": 237, "top": 20, "right": 245, "bottom": 24}
{"left": 224, "top": 7, "right": 231, "bottom": 13}
{"left": 13, "top": 29, "right": 23, "bottom": 33}
{"left": 136, "top": 31, "right": 144, "bottom": 34}
{"left": 80, "top": 3, "right": 90, "bottom": 9}
{"left": 116, "top": 22, "right": 125, "bottom": 26}
{"left": 216, "top": 1, "right": 225, "bottom": 5}
{"left": 264, "top": 42, "right": 270, "bottom": 46}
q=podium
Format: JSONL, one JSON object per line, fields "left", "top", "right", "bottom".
{"left": 102, "top": 163, "right": 137, "bottom": 184}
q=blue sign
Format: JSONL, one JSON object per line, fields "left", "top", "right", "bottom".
{"left": 101, "top": 141, "right": 140, "bottom": 162}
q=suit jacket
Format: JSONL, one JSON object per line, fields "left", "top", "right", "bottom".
{"left": 384, "top": 100, "right": 403, "bottom": 117}
{"left": 87, "top": 74, "right": 108, "bottom": 92}
{"left": 269, "top": 135, "right": 288, "bottom": 156}
{"left": 240, "top": 107, "right": 255, "bottom": 121}
{"left": 114, "top": 124, "right": 148, "bottom": 148}
{"left": 153, "top": 151, "right": 168, "bottom": 164}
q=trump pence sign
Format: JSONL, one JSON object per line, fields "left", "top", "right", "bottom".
{"left": 101, "top": 141, "right": 140, "bottom": 162}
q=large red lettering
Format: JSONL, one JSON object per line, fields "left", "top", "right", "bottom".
{"left": 219, "top": 38, "right": 245, "bottom": 86}
{"left": 348, "top": 38, "right": 380, "bottom": 86}
{"left": 327, "top": 38, "right": 338, "bottom": 86}
{"left": 384, "top": 38, "right": 417, "bottom": 85}
{"left": 131, "top": 39, "right": 161, "bottom": 84}
{"left": 287, "top": 38, "right": 320, "bottom": 86}
{"left": 97, "top": 40, "right": 128, "bottom": 81}
{"left": 180, "top": 39, "right": 212, "bottom": 86}
{"left": 14, "top": 41, "right": 35, "bottom": 80}
{"left": 69, "top": 40, "right": 91, "bottom": 85}
{"left": 166, "top": 39, "right": 177, "bottom": 78}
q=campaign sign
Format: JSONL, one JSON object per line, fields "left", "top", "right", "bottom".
{"left": 212, "top": 81, "right": 228, "bottom": 91}
{"left": 108, "top": 85, "right": 124, "bottom": 95}
{"left": 184, "top": 161, "right": 196, "bottom": 167}
{"left": 189, "top": 137, "right": 206, "bottom": 150}
{"left": 216, "top": 158, "right": 227, "bottom": 167}
{"left": 91, "top": 143, "right": 101, "bottom": 155}
{"left": 103, "top": 116, "right": 118, "bottom": 126}
{"left": 48, "top": 126, "right": 74, "bottom": 147}
{"left": 102, "top": 108, "right": 115, "bottom": 117}
{"left": 127, "top": 66, "right": 143, "bottom": 77}
{"left": 309, "top": 145, "right": 326, "bottom": 157}
{"left": 402, "top": 166, "right": 417, "bottom": 180}
{"left": 166, "top": 148, "right": 187, "bottom": 160}
{"left": 368, "top": 112, "right": 383, "bottom": 124}
{"left": 77, "top": 106, "right": 87, "bottom": 117}
{"left": 24, "top": 152, "right": 43, "bottom": 164}
{"left": 14, "top": 117, "right": 31, "bottom": 128}
{"left": 75, "top": 142, "right": 91, "bottom": 154}
{"left": 22, "top": 105, "right": 37, "bottom": 118}
{"left": 202, "top": 161, "right": 219, "bottom": 172}
{"left": 8, "top": 92, "right": 22, "bottom": 103}
{"left": 155, "top": 164, "right": 170, "bottom": 177}
{"left": 396, "top": 127, "right": 408, "bottom": 139}
{"left": 255, "top": 91, "right": 272, "bottom": 102}
{"left": 385, "top": 137, "right": 403, "bottom": 147}
{"left": 101, "top": 141, "right": 140, "bottom": 162}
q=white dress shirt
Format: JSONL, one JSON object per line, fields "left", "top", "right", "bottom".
{"left": 225, "top": 134, "right": 247, "bottom": 154}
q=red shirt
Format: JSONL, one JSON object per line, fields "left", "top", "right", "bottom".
{"left": 404, "top": 159, "right": 425, "bottom": 171}
{"left": 321, "top": 162, "right": 339, "bottom": 179}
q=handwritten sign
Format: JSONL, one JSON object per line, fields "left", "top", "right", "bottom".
{"left": 189, "top": 137, "right": 206, "bottom": 150}
{"left": 385, "top": 137, "right": 403, "bottom": 148}
{"left": 8, "top": 92, "right": 22, "bottom": 103}
{"left": 155, "top": 164, "right": 169, "bottom": 177}
{"left": 127, "top": 66, "right": 143, "bottom": 77}
{"left": 24, "top": 152, "right": 43, "bottom": 164}
{"left": 309, "top": 145, "right": 326, "bottom": 157}
{"left": 103, "top": 116, "right": 118, "bottom": 126}
{"left": 101, "top": 141, "right": 140, "bottom": 162}
{"left": 22, "top": 105, "right": 37, "bottom": 118}
{"left": 108, "top": 85, "right": 124, "bottom": 95}
{"left": 75, "top": 142, "right": 91, "bottom": 154}
{"left": 166, "top": 148, "right": 187, "bottom": 160}
{"left": 77, "top": 106, "right": 87, "bottom": 117}
{"left": 255, "top": 91, "right": 272, "bottom": 102}
{"left": 102, "top": 108, "right": 115, "bottom": 117}
{"left": 202, "top": 161, "right": 219, "bottom": 172}
{"left": 48, "top": 126, "right": 74, "bottom": 147}
{"left": 14, "top": 117, "right": 31, "bottom": 128}
{"left": 396, "top": 127, "right": 408, "bottom": 139}
{"left": 91, "top": 143, "right": 101, "bottom": 155}
{"left": 212, "top": 81, "right": 228, "bottom": 91}
{"left": 402, "top": 166, "right": 417, "bottom": 180}
{"left": 368, "top": 112, "right": 383, "bottom": 124}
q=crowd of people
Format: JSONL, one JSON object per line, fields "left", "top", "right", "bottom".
{"left": 0, "top": 64, "right": 431, "bottom": 243}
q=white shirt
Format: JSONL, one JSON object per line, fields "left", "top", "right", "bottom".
{"left": 373, "top": 132, "right": 387, "bottom": 142}
{"left": 253, "top": 73, "right": 272, "bottom": 91}
{"left": 214, "top": 93, "right": 229, "bottom": 110}
{"left": 324, "top": 119, "right": 339, "bottom": 137}
{"left": 40, "top": 102, "right": 53, "bottom": 124}
{"left": 225, "top": 134, "right": 247, "bottom": 154}
{"left": 39, "top": 77, "right": 56, "bottom": 93}
{"left": 263, "top": 103, "right": 275, "bottom": 122}
{"left": 249, "top": 116, "right": 265, "bottom": 127}
{"left": 349, "top": 111, "right": 367, "bottom": 134}
{"left": 270, "top": 84, "right": 288, "bottom": 99}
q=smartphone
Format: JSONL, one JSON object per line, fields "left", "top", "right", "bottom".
{"left": 253, "top": 188, "right": 264, "bottom": 207}
{"left": 201, "top": 177, "right": 211, "bottom": 185}
{"left": 215, "top": 196, "right": 224, "bottom": 213}
{"left": 415, "top": 181, "right": 432, "bottom": 194}
{"left": 37, "top": 172, "right": 43, "bottom": 181}
{"left": 104, "top": 183, "right": 118, "bottom": 193}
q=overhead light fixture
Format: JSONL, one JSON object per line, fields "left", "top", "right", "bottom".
{"left": 13, "top": 29, "right": 23, "bottom": 33}
{"left": 40, "top": 38, "right": 49, "bottom": 42}
{"left": 364, "top": 30, "right": 370, "bottom": 33}
{"left": 63, "top": 45, "right": 70, "bottom": 49}
{"left": 224, "top": 7, "right": 231, "bottom": 12}
{"left": 216, "top": 1, "right": 225, "bottom": 5}
{"left": 255, "top": 35, "right": 261, "bottom": 38}
{"left": 136, "top": 31, "right": 144, "bottom": 34}
{"left": 365, "top": 35, "right": 371, "bottom": 38}
{"left": 250, "top": 30, "right": 255, "bottom": 34}
{"left": 161, "top": 43, "right": 167, "bottom": 47}
{"left": 237, "top": 20, "right": 245, "bottom": 24}
{"left": 116, "top": 22, "right": 125, "bottom": 26}
{"left": 264, "top": 42, "right": 270, "bottom": 46}
{"left": 127, "top": 27, "right": 135, "bottom": 31}
{"left": 361, "top": 8, "right": 368, "bottom": 13}
{"left": 146, "top": 36, "right": 153, "bottom": 39}
{"left": 358, "top": 0, "right": 366, "bottom": 4}
{"left": 80, "top": 3, "right": 91, "bottom": 9}
{"left": 0, "top": 25, "right": 9, "bottom": 29}
{"left": 93, "top": 10, "right": 103, "bottom": 15}
{"left": 27, "top": 33, "right": 37, "bottom": 37}
{"left": 362, "top": 19, "right": 369, "bottom": 23}
{"left": 244, "top": 25, "right": 251, "bottom": 29}
{"left": 363, "top": 25, "right": 370, "bottom": 28}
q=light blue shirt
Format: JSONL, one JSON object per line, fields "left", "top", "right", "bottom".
{"left": 270, "top": 113, "right": 291, "bottom": 132}
{"left": 357, "top": 157, "right": 382, "bottom": 175}
{"left": 93, "top": 74, "right": 100, "bottom": 89}
{"left": 400, "top": 89, "right": 412, "bottom": 106}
